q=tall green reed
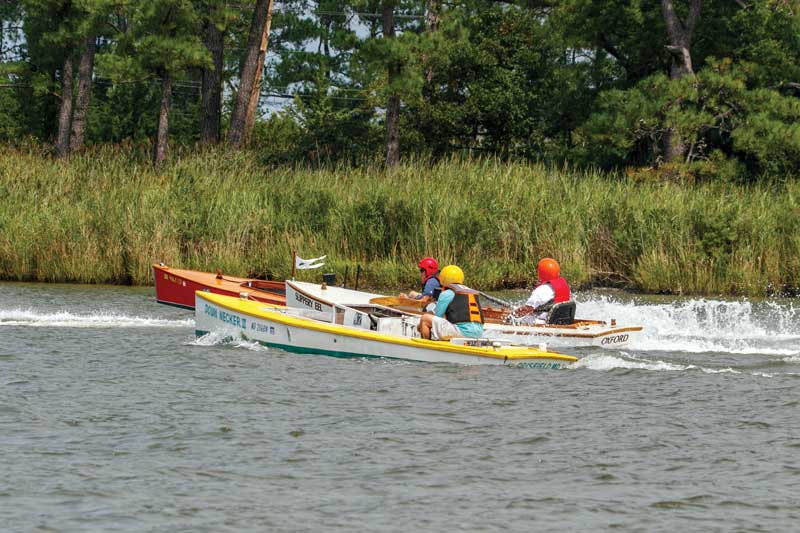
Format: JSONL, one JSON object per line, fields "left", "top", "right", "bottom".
{"left": 0, "top": 145, "right": 797, "bottom": 296}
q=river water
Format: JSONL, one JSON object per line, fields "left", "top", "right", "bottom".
{"left": 2, "top": 282, "right": 799, "bottom": 532}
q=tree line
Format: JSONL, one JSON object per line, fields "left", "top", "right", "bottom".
{"left": 1, "top": 0, "right": 799, "bottom": 178}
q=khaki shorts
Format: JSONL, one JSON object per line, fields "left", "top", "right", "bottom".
{"left": 430, "top": 315, "right": 461, "bottom": 341}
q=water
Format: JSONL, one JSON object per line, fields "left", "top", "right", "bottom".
{"left": 2, "top": 283, "right": 799, "bottom": 532}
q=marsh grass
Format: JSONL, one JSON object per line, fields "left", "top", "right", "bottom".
{"left": 1, "top": 146, "right": 798, "bottom": 296}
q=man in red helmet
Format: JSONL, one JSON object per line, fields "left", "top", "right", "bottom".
{"left": 509, "top": 257, "right": 571, "bottom": 324}
{"left": 400, "top": 257, "right": 442, "bottom": 308}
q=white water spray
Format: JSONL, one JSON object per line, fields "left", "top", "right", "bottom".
{"left": 0, "top": 308, "right": 193, "bottom": 328}
{"left": 573, "top": 293, "right": 800, "bottom": 356}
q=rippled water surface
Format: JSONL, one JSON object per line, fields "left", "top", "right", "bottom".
{"left": 2, "top": 283, "right": 799, "bottom": 532}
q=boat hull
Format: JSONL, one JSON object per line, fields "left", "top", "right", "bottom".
{"left": 153, "top": 264, "right": 285, "bottom": 309}
{"left": 481, "top": 323, "right": 641, "bottom": 349}
{"left": 287, "top": 280, "right": 642, "bottom": 349}
{"left": 195, "top": 292, "right": 577, "bottom": 368}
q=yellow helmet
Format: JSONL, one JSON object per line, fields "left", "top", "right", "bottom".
{"left": 440, "top": 265, "right": 464, "bottom": 285}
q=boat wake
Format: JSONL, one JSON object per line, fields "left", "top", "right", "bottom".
{"left": 0, "top": 308, "right": 193, "bottom": 328}
{"left": 189, "top": 330, "right": 267, "bottom": 352}
{"left": 574, "top": 294, "right": 800, "bottom": 356}
{"left": 190, "top": 322, "right": 800, "bottom": 376}
{"left": 575, "top": 353, "right": 691, "bottom": 372}
{"left": 575, "top": 352, "right": 800, "bottom": 377}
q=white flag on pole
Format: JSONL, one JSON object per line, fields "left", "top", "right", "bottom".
{"left": 295, "top": 254, "right": 326, "bottom": 270}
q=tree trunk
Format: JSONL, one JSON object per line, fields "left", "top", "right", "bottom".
{"left": 383, "top": 1, "right": 400, "bottom": 167}
{"left": 153, "top": 73, "right": 172, "bottom": 167}
{"left": 228, "top": 0, "right": 272, "bottom": 148}
{"left": 660, "top": 0, "right": 701, "bottom": 163}
{"left": 69, "top": 34, "right": 95, "bottom": 153}
{"left": 423, "top": 0, "right": 440, "bottom": 84}
{"left": 56, "top": 51, "right": 74, "bottom": 158}
{"left": 244, "top": 0, "right": 274, "bottom": 138}
{"left": 200, "top": 17, "right": 224, "bottom": 145}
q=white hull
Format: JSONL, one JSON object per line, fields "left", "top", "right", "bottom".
{"left": 286, "top": 280, "right": 641, "bottom": 349}
{"left": 481, "top": 323, "right": 640, "bottom": 349}
{"left": 195, "top": 292, "right": 576, "bottom": 368}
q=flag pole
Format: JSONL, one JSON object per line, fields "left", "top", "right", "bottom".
{"left": 291, "top": 250, "right": 297, "bottom": 280}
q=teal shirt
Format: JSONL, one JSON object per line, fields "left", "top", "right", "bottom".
{"left": 434, "top": 289, "right": 484, "bottom": 339}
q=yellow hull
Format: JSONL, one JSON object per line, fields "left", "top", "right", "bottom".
{"left": 195, "top": 292, "right": 578, "bottom": 367}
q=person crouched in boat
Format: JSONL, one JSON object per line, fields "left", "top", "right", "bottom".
{"left": 508, "top": 257, "right": 571, "bottom": 325}
{"left": 418, "top": 265, "right": 484, "bottom": 341}
{"left": 400, "top": 257, "right": 442, "bottom": 309}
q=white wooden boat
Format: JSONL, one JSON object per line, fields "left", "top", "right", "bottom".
{"left": 194, "top": 291, "right": 577, "bottom": 368}
{"left": 285, "top": 280, "right": 642, "bottom": 349}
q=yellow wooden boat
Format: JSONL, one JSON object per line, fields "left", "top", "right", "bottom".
{"left": 195, "top": 291, "right": 577, "bottom": 368}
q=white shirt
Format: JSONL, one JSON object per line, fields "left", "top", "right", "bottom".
{"left": 519, "top": 284, "right": 555, "bottom": 325}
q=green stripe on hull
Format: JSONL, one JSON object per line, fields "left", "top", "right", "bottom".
{"left": 195, "top": 329, "right": 383, "bottom": 360}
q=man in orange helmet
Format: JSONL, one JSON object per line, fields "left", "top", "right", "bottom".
{"left": 509, "top": 257, "right": 571, "bottom": 325}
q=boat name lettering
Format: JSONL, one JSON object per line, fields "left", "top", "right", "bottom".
{"left": 294, "top": 292, "right": 323, "bottom": 311}
{"left": 204, "top": 304, "right": 218, "bottom": 318}
{"left": 218, "top": 309, "right": 246, "bottom": 329}
{"left": 525, "top": 362, "right": 563, "bottom": 369}
{"left": 165, "top": 273, "right": 183, "bottom": 285}
{"left": 601, "top": 334, "right": 629, "bottom": 345}
{"left": 251, "top": 321, "right": 275, "bottom": 334}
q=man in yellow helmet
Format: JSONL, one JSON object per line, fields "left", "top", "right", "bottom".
{"left": 418, "top": 265, "right": 484, "bottom": 340}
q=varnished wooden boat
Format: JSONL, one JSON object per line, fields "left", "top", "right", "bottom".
{"left": 152, "top": 263, "right": 285, "bottom": 310}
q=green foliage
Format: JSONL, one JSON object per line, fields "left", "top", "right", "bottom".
{"left": 690, "top": 150, "right": 745, "bottom": 183}
{"left": 690, "top": 204, "right": 740, "bottom": 263}
{"left": 730, "top": 87, "right": 800, "bottom": 177}
{"left": 2, "top": 0, "right": 800, "bottom": 176}
{"left": 2, "top": 148, "right": 798, "bottom": 296}
{"left": 288, "top": 86, "right": 381, "bottom": 162}
{"left": 406, "top": 1, "right": 611, "bottom": 160}
{"left": 100, "top": 1, "right": 208, "bottom": 78}
{"left": 577, "top": 59, "right": 800, "bottom": 176}
{"left": 728, "top": 1, "right": 800, "bottom": 88}
{"left": 273, "top": 186, "right": 335, "bottom": 233}
{"left": 250, "top": 112, "right": 305, "bottom": 164}
{"left": 574, "top": 74, "right": 670, "bottom": 168}
{"left": 0, "top": 64, "right": 30, "bottom": 141}
{"left": 556, "top": 0, "right": 666, "bottom": 85}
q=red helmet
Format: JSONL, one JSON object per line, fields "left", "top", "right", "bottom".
{"left": 537, "top": 257, "right": 560, "bottom": 283}
{"left": 418, "top": 257, "right": 439, "bottom": 277}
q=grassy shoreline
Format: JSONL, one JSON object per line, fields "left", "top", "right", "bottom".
{"left": 1, "top": 146, "right": 798, "bottom": 297}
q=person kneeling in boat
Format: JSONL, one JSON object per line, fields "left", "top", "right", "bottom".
{"left": 508, "top": 257, "right": 571, "bottom": 325}
{"left": 418, "top": 265, "right": 484, "bottom": 341}
{"left": 400, "top": 257, "right": 441, "bottom": 309}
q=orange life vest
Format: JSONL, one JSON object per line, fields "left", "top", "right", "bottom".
{"left": 443, "top": 283, "right": 484, "bottom": 324}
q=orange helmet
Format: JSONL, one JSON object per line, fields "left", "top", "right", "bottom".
{"left": 537, "top": 258, "right": 560, "bottom": 283}
{"left": 418, "top": 257, "right": 439, "bottom": 277}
